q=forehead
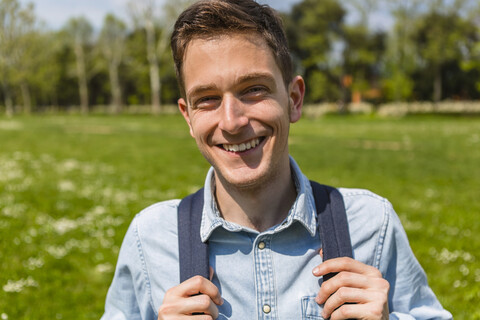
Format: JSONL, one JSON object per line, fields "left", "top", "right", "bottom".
{"left": 182, "top": 33, "right": 282, "bottom": 93}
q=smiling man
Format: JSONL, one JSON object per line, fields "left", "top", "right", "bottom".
{"left": 102, "top": 1, "right": 452, "bottom": 319}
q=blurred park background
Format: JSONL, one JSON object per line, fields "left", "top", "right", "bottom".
{"left": 1, "top": 0, "right": 479, "bottom": 319}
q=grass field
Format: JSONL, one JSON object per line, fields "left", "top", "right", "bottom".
{"left": 0, "top": 114, "right": 479, "bottom": 319}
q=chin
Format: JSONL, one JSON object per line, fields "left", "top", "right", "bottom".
{"left": 221, "top": 168, "right": 275, "bottom": 191}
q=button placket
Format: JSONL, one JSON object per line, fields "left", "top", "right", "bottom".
{"left": 254, "top": 236, "right": 276, "bottom": 319}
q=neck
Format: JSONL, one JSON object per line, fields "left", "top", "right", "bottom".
{"left": 214, "top": 165, "right": 297, "bottom": 232}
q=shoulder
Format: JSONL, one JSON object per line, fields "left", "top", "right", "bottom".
{"left": 337, "top": 188, "right": 395, "bottom": 267}
{"left": 338, "top": 187, "right": 393, "bottom": 220}
{"left": 134, "top": 199, "right": 181, "bottom": 231}
{"left": 111, "top": 199, "right": 183, "bottom": 314}
{"left": 129, "top": 199, "right": 181, "bottom": 252}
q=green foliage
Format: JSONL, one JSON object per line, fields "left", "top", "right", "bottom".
{"left": 0, "top": 114, "right": 478, "bottom": 318}
{"left": 381, "top": 72, "right": 414, "bottom": 101}
{"left": 411, "top": 3, "right": 479, "bottom": 101}
{"left": 286, "top": 0, "right": 346, "bottom": 103}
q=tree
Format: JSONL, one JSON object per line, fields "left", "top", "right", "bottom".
{"left": 460, "top": 3, "right": 480, "bottom": 96}
{"left": 127, "top": 0, "right": 195, "bottom": 114}
{"left": 99, "top": 14, "right": 127, "bottom": 113}
{"left": 412, "top": 0, "right": 478, "bottom": 102}
{"left": 0, "top": 0, "right": 35, "bottom": 115}
{"left": 342, "top": 25, "right": 386, "bottom": 104}
{"left": 63, "top": 16, "right": 93, "bottom": 113}
{"left": 382, "top": 0, "right": 421, "bottom": 101}
{"left": 287, "top": 0, "right": 346, "bottom": 103}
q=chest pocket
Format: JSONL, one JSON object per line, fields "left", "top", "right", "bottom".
{"left": 302, "top": 296, "right": 325, "bottom": 320}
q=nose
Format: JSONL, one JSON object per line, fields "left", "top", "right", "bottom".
{"left": 218, "top": 95, "right": 248, "bottom": 134}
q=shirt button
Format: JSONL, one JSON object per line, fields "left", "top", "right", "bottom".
{"left": 263, "top": 304, "right": 271, "bottom": 314}
{"left": 258, "top": 241, "right": 266, "bottom": 249}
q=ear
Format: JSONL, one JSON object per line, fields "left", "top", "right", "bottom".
{"left": 178, "top": 98, "right": 195, "bottom": 138}
{"left": 288, "top": 75, "right": 305, "bottom": 123}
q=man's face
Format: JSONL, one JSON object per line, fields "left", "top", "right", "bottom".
{"left": 178, "top": 33, "right": 304, "bottom": 189}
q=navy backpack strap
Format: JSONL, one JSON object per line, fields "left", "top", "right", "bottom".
{"left": 310, "top": 181, "right": 353, "bottom": 281}
{"left": 177, "top": 188, "right": 209, "bottom": 283}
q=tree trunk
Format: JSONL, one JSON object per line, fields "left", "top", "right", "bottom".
{"left": 109, "top": 61, "right": 122, "bottom": 114}
{"left": 145, "top": 21, "right": 161, "bottom": 115}
{"left": 1, "top": 79, "right": 14, "bottom": 117}
{"left": 20, "top": 81, "right": 32, "bottom": 114}
{"left": 433, "top": 64, "right": 442, "bottom": 104}
{"left": 75, "top": 43, "right": 89, "bottom": 114}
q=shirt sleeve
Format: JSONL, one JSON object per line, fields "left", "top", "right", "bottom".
{"left": 379, "top": 200, "right": 453, "bottom": 320}
{"left": 101, "top": 215, "right": 157, "bottom": 320}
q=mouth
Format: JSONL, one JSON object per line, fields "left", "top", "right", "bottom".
{"left": 221, "top": 137, "right": 264, "bottom": 153}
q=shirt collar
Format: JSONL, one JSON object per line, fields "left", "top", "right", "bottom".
{"left": 200, "top": 156, "right": 317, "bottom": 242}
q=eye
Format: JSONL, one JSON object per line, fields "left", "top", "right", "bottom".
{"left": 242, "top": 86, "right": 269, "bottom": 99}
{"left": 193, "top": 96, "right": 220, "bottom": 109}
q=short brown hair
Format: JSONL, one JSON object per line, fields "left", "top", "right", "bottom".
{"left": 171, "top": 0, "right": 293, "bottom": 98}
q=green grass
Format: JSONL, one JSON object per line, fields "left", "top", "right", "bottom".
{"left": 0, "top": 114, "right": 478, "bottom": 319}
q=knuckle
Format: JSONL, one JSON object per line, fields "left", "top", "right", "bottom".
{"left": 336, "top": 304, "right": 351, "bottom": 318}
{"left": 191, "top": 275, "right": 205, "bottom": 286}
{"left": 375, "top": 278, "right": 390, "bottom": 294}
{"left": 197, "top": 294, "right": 212, "bottom": 309}
{"left": 336, "top": 286, "right": 349, "bottom": 300}
{"left": 158, "top": 304, "right": 174, "bottom": 316}
{"left": 371, "top": 268, "right": 383, "bottom": 278}
{"left": 337, "top": 271, "right": 351, "bottom": 283}
{"left": 321, "top": 280, "right": 334, "bottom": 294}
{"left": 369, "top": 305, "right": 384, "bottom": 317}
{"left": 382, "top": 278, "right": 390, "bottom": 290}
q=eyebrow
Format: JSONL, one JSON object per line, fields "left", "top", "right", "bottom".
{"left": 235, "top": 72, "right": 277, "bottom": 89}
{"left": 186, "top": 72, "right": 277, "bottom": 101}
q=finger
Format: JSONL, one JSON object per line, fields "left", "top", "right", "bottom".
{"left": 189, "top": 294, "right": 220, "bottom": 319}
{"left": 329, "top": 301, "right": 388, "bottom": 320}
{"left": 313, "top": 257, "right": 382, "bottom": 278}
{"left": 165, "top": 294, "right": 218, "bottom": 318}
{"left": 321, "top": 287, "right": 386, "bottom": 318}
{"left": 177, "top": 275, "right": 223, "bottom": 305}
{"left": 316, "top": 271, "right": 387, "bottom": 304}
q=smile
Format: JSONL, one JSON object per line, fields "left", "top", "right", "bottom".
{"left": 222, "top": 138, "right": 262, "bottom": 152}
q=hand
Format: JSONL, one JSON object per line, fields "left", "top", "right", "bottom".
{"left": 312, "top": 257, "right": 389, "bottom": 320}
{"left": 158, "top": 268, "right": 223, "bottom": 320}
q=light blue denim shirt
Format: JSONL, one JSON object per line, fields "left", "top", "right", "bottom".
{"left": 102, "top": 157, "right": 452, "bottom": 320}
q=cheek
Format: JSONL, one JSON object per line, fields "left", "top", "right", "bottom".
{"left": 189, "top": 114, "right": 215, "bottom": 143}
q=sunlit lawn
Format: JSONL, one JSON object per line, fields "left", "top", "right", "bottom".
{"left": 0, "top": 113, "right": 479, "bottom": 319}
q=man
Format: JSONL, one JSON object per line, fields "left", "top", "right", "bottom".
{"left": 102, "top": 0, "right": 452, "bottom": 319}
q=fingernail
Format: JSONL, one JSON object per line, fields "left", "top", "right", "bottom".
{"left": 313, "top": 267, "right": 320, "bottom": 275}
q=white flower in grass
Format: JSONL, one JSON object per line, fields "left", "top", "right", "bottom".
{"left": 459, "top": 264, "right": 469, "bottom": 276}
{"left": 58, "top": 180, "right": 76, "bottom": 192}
{"left": 95, "top": 263, "right": 113, "bottom": 274}
{"left": 52, "top": 218, "right": 78, "bottom": 235}
{"left": 46, "top": 245, "right": 68, "bottom": 259}
{"left": 61, "top": 159, "right": 80, "bottom": 171}
{"left": 24, "top": 257, "right": 45, "bottom": 270}
{"left": 3, "top": 277, "right": 38, "bottom": 293}
{"left": 475, "top": 269, "right": 480, "bottom": 282}
{"left": 1, "top": 313, "right": 8, "bottom": 319}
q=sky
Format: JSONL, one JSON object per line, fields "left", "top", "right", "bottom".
{"left": 20, "top": 0, "right": 302, "bottom": 30}
{"left": 20, "top": 0, "right": 392, "bottom": 31}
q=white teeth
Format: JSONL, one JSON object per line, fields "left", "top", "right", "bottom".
{"left": 223, "top": 138, "right": 260, "bottom": 152}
